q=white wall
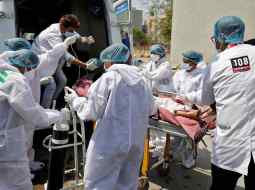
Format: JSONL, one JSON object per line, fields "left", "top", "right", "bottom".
{"left": 171, "top": 0, "right": 255, "bottom": 65}
{"left": 104, "top": 0, "right": 122, "bottom": 44}
{"left": 0, "top": 0, "right": 16, "bottom": 52}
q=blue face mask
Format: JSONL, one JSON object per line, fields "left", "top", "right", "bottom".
{"left": 63, "top": 31, "right": 76, "bottom": 38}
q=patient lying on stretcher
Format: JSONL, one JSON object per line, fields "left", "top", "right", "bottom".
{"left": 152, "top": 92, "right": 215, "bottom": 168}
{"left": 153, "top": 92, "right": 216, "bottom": 142}
{"left": 155, "top": 92, "right": 216, "bottom": 128}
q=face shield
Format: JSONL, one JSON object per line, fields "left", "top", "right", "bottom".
{"left": 100, "top": 43, "right": 130, "bottom": 65}
{"left": 7, "top": 49, "right": 39, "bottom": 73}
{"left": 4, "top": 38, "right": 32, "bottom": 51}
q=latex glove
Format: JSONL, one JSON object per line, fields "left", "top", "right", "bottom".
{"left": 87, "top": 63, "right": 97, "bottom": 71}
{"left": 71, "top": 59, "right": 87, "bottom": 69}
{"left": 60, "top": 107, "right": 71, "bottom": 123}
{"left": 64, "top": 87, "right": 78, "bottom": 105}
{"left": 64, "top": 34, "right": 80, "bottom": 48}
{"left": 45, "top": 110, "right": 65, "bottom": 125}
{"left": 40, "top": 76, "right": 53, "bottom": 85}
{"left": 86, "top": 58, "right": 99, "bottom": 71}
{"left": 80, "top": 36, "right": 95, "bottom": 45}
{"left": 87, "top": 36, "right": 95, "bottom": 44}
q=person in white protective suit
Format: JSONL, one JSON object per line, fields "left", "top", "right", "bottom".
{"left": 172, "top": 50, "right": 204, "bottom": 168}
{"left": 174, "top": 51, "right": 204, "bottom": 97}
{"left": 142, "top": 44, "right": 175, "bottom": 93}
{"left": 65, "top": 43, "right": 155, "bottom": 190}
{"left": 185, "top": 16, "right": 255, "bottom": 190}
{"left": 0, "top": 49, "right": 64, "bottom": 190}
{"left": 32, "top": 14, "right": 95, "bottom": 103}
{"left": 2, "top": 35, "right": 79, "bottom": 162}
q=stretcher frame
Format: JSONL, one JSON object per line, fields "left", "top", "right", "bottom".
{"left": 140, "top": 94, "right": 199, "bottom": 189}
{"left": 140, "top": 119, "right": 197, "bottom": 182}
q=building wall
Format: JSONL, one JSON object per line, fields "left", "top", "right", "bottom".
{"left": 117, "top": 8, "right": 143, "bottom": 30}
{"left": 132, "top": 9, "right": 143, "bottom": 29}
{"left": 171, "top": 0, "right": 255, "bottom": 65}
{"left": 0, "top": 0, "right": 16, "bottom": 52}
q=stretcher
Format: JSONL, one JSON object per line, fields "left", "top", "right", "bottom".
{"left": 139, "top": 92, "right": 212, "bottom": 190}
{"left": 139, "top": 119, "right": 196, "bottom": 190}
{"left": 139, "top": 121, "right": 207, "bottom": 189}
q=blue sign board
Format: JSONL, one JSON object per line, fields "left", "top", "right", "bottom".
{"left": 115, "top": 1, "right": 129, "bottom": 16}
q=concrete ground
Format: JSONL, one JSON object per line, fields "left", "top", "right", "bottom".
{"left": 148, "top": 135, "right": 245, "bottom": 190}
{"left": 60, "top": 135, "right": 245, "bottom": 190}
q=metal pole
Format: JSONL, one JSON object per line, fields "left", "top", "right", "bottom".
{"left": 127, "top": 0, "right": 134, "bottom": 55}
{"left": 72, "top": 110, "right": 79, "bottom": 185}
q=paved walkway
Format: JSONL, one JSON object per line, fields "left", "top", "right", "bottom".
{"left": 149, "top": 136, "right": 245, "bottom": 190}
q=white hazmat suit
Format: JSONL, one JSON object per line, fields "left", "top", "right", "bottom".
{"left": 173, "top": 67, "right": 204, "bottom": 97}
{"left": 143, "top": 57, "right": 175, "bottom": 92}
{"left": 186, "top": 44, "right": 255, "bottom": 175}
{"left": 172, "top": 67, "right": 204, "bottom": 168}
{"left": 1, "top": 42, "right": 69, "bottom": 160}
{"left": 71, "top": 64, "right": 155, "bottom": 190}
{"left": 0, "top": 61, "right": 62, "bottom": 190}
{"left": 32, "top": 23, "right": 77, "bottom": 101}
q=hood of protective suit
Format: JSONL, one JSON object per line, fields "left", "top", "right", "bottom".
{"left": 108, "top": 64, "right": 144, "bottom": 86}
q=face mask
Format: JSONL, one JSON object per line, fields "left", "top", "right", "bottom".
{"left": 63, "top": 31, "right": 76, "bottom": 38}
{"left": 150, "top": 54, "right": 160, "bottom": 62}
{"left": 212, "top": 47, "right": 221, "bottom": 54}
{"left": 104, "top": 64, "right": 108, "bottom": 71}
{"left": 181, "top": 63, "right": 192, "bottom": 71}
{"left": 23, "top": 65, "right": 34, "bottom": 74}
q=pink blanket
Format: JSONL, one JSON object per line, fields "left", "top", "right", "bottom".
{"left": 158, "top": 108, "right": 210, "bottom": 142}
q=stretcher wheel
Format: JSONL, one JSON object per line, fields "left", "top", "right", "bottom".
{"left": 138, "top": 176, "right": 149, "bottom": 190}
{"left": 157, "top": 161, "right": 170, "bottom": 177}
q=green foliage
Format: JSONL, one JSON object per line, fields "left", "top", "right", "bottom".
{"left": 149, "top": 6, "right": 155, "bottom": 16}
{"left": 133, "top": 27, "right": 151, "bottom": 46}
{"left": 159, "top": 6, "right": 172, "bottom": 44}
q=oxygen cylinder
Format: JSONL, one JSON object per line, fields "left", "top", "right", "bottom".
{"left": 47, "top": 108, "right": 70, "bottom": 190}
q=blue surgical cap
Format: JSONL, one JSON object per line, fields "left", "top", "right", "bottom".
{"left": 100, "top": 43, "right": 130, "bottom": 63}
{"left": 150, "top": 44, "right": 165, "bottom": 58}
{"left": 213, "top": 16, "right": 245, "bottom": 44}
{"left": 182, "top": 51, "right": 203, "bottom": 63}
{"left": 8, "top": 49, "right": 39, "bottom": 69}
{"left": 4, "top": 38, "right": 32, "bottom": 51}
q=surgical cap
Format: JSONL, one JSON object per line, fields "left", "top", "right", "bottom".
{"left": 100, "top": 43, "right": 130, "bottom": 63}
{"left": 150, "top": 44, "right": 165, "bottom": 58}
{"left": 4, "top": 38, "right": 32, "bottom": 51}
{"left": 213, "top": 16, "right": 245, "bottom": 44}
{"left": 182, "top": 51, "right": 203, "bottom": 63}
{"left": 8, "top": 49, "right": 39, "bottom": 69}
